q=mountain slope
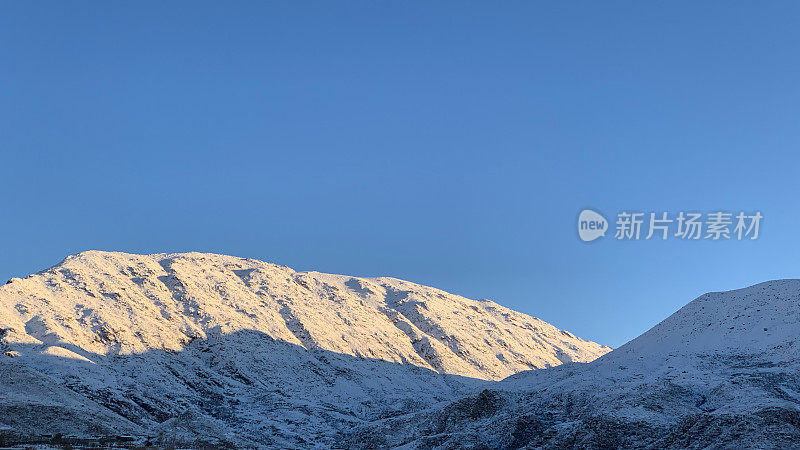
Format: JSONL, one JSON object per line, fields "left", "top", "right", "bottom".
{"left": 0, "top": 251, "right": 608, "bottom": 380}
{"left": 349, "top": 280, "right": 800, "bottom": 449}
{"left": 0, "top": 251, "right": 609, "bottom": 446}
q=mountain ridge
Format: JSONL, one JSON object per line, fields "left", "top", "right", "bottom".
{"left": 0, "top": 250, "right": 609, "bottom": 381}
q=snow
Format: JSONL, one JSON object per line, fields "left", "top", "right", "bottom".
{"left": 8, "top": 251, "right": 794, "bottom": 447}
{"left": 0, "top": 250, "right": 609, "bottom": 447}
{"left": 349, "top": 280, "right": 800, "bottom": 448}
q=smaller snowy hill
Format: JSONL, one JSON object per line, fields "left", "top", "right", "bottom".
{"left": 348, "top": 280, "right": 800, "bottom": 449}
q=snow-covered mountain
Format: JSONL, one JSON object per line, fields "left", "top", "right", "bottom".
{"left": 349, "top": 280, "right": 800, "bottom": 449}
{"left": 7, "top": 251, "right": 794, "bottom": 448}
{"left": 0, "top": 251, "right": 609, "bottom": 447}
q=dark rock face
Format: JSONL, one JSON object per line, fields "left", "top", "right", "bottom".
{"left": 346, "top": 405, "right": 800, "bottom": 449}
{"left": 653, "top": 409, "right": 800, "bottom": 449}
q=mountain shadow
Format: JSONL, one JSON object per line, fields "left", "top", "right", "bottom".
{"left": 0, "top": 328, "right": 489, "bottom": 448}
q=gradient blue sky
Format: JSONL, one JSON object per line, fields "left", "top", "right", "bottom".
{"left": 2, "top": 2, "right": 799, "bottom": 347}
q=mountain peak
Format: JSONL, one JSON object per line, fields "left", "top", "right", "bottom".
{"left": 608, "top": 279, "right": 800, "bottom": 364}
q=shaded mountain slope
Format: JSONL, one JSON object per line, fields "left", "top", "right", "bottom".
{"left": 1, "top": 330, "right": 486, "bottom": 447}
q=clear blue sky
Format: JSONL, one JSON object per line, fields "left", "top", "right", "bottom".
{"left": 2, "top": 2, "right": 799, "bottom": 347}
